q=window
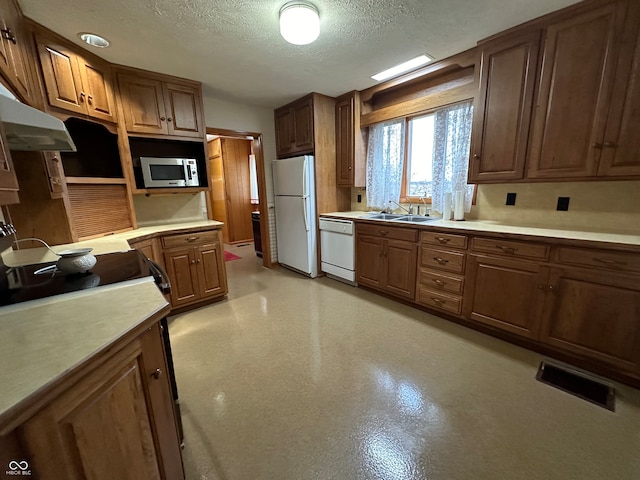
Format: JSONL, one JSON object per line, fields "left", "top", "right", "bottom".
{"left": 366, "top": 100, "right": 474, "bottom": 213}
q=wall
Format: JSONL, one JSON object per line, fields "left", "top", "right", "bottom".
{"left": 133, "top": 192, "right": 207, "bottom": 226}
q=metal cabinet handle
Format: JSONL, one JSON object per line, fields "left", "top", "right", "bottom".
{"left": 190, "top": 259, "right": 196, "bottom": 264}
{"left": 432, "top": 279, "right": 445, "bottom": 287}
{"left": 187, "top": 236, "right": 199, "bottom": 242}
{"left": 1, "top": 28, "right": 16, "bottom": 44}
{"left": 152, "top": 368, "right": 162, "bottom": 379}
{"left": 196, "top": 258, "right": 201, "bottom": 263}
{"left": 433, "top": 257, "right": 448, "bottom": 265}
{"left": 436, "top": 237, "right": 450, "bottom": 244}
{"left": 548, "top": 285, "right": 555, "bottom": 292}
{"left": 168, "top": 117, "right": 173, "bottom": 122}
{"left": 160, "top": 116, "right": 166, "bottom": 121}
{"left": 348, "top": 166, "right": 352, "bottom": 170}
{"left": 379, "top": 230, "right": 389, "bottom": 236}
{"left": 593, "top": 257, "right": 626, "bottom": 266}
{"left": 603, "top": 142, "right": 617, "bottom": 148}
{"left": 496, "top": 245, "right": 517, "bottom": 254}
{"left": 79, "top": 92, "right": 86, "bottom": 102}
{"left": 87, "top": 95, "right": 93, "bottom": 105}
{"left": 592, "top": 143, "right": 603, "bottom": 149}
{"left": 431, "top": 297, "right": 445, "bottom": 305}
{"left": 473, "top": 153, "right": 480, "bottom": 160}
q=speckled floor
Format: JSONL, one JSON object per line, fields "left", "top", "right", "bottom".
{"left": 168, "top": 244, "right": 640, "bottom": 480}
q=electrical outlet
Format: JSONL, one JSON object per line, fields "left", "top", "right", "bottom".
{"left": 557, "top": 197, "right": 570, "bottom": 211}
{"left": 506, "top": 193, "right": 517, "bottom": 206}
{"left": 357, "top": 194, "right": 362, "bottom": 203}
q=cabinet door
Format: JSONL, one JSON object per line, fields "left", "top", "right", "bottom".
{"left": 469, "top": 31, "right": 540, "bottom": 182}
{"left": 527, "top": 3, "right": 626, "bottom": 179}
{"left": 195, "top": 242, "right": 227, "bottom": 299}
{"left": 118, "top": 74, "right": 167, "bottom": 134}
{"left": 356, "top": 234, "right": 384, "bottom": 289}
{"left": 36, "top": 38, "right": 86, "bottom": 115}
{"left": 163, "top": 83, "right": 204, "bottom": 138}
{"left": 597, "top": 1, "right": 640, "bottom": 177}
{"left": 77, "top": 57, "right": 117, "bottom": 123}
{"left": 540, "top": 267, "right": 640, "bottom": 371}
{"left": 275, "top": 107, "right": 295, "bottom": 157}
{"left": 0, "top": 0, "right": 35, "bottom": 104}
{"left": 336, "top": 95, "right": 354, "bottom": 186}
{"left": 164, "top": 247, "right": 199, "bottom": 307}
{"left": 21, "top": 340, "right": 163, "bottom": 480}
{"left": 384, "top": 239, "right": 418, "bottom": 300}
{"left": 464, "top": 255, "right": 547, "bottom": 339}
{"left": 0, "top": 123, "right": 18, "bottom": 193}
{"left": 43, "top": 151, "right": 66, "bottom": 199}
{"left": 293, "top": 98, "right": 314, "bottom": 153}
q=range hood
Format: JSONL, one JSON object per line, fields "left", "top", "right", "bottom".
{"left": 0, "top": 90, "right": 76, "bottom": 152}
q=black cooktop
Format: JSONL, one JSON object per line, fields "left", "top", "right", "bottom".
{"left": 0, "top": 250, "right": 154, "bottom": 306}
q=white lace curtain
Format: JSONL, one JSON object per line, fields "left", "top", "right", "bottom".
{"left": 431, "top": 101, "right": 474, "bottom": 213}
{"left": 366, "top": 119, "right": 405, "bottom": 210}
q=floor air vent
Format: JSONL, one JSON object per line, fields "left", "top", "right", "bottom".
{"left": 536, "top": 362, "right": 615, "bottom": 411}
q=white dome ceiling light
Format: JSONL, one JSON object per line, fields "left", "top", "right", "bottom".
{"left": 279, "top": 1, "right": 320, "bottom": 45}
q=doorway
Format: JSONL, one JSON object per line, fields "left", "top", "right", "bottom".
{"left": 206, "top": 128, "right": 272, "bottom": 267}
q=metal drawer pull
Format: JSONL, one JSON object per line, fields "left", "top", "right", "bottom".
{"left": 593, "top": 258, "right": 626, "bottom": 266}
{"left": 379, "top": 230, "right": 389, "bottom": 236}
{"left": 152, "top": 368, "right": 162, "bottom": 379}
{"left": 436, "top": 237, "right": 450, "bottom": 244}
{"left": 186, "top": 236, "right": 199, "bottom": 242}
{"left": 1, "top": 28, "right": 16, "bottom": 44}
{"left": 433, "top": 257, "right": 449, "bottom": 265}
{"left": 432, "top": 279, "right": 446, "bottom": 287}
{"left": 496, "top": 245, "right": 517, "bottom": 254}
{"left": 431, "top": 297, "right": 445, "bottom": 305}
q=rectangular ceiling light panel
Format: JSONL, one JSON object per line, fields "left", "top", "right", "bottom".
{"left": 371, "top": 54, "right": 434, "bottom": 82}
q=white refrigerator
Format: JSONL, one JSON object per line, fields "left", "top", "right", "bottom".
{"left": 272, "top": 155, "right": 317, "bottom": 278}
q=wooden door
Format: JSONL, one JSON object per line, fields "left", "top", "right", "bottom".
{"left": 37, "top": 38, "right": 86, "bottom": 115}
{"left": 470, "top": 31, "right": 540, "bottom": 182}
{"left": 356, "top": 234, "right": 384, "bottom": 289}
{"left": 118, "top": 74, "right": 167, "bottom": 134}
{"left": 275, "top": 107, "right": 294, "bottom": 157}
{"left": 78, "top": 57, "right": 117, "bottom": 123}
{"left": 540, "top": 267, "right": 640, "bottom": 371}
{"left": 163, "top": 247, "right": 199, "bottom": 306}
{"left": 384, "top": 239, "right": 418, "bottom": 300}
{"left": 464, "top": 255, "right": 547, "bottom": 339}
{"left": 207, "top": 139, "right": 229, "bottom": 243}
{"left": 293, "top": 98, "right": 314, "bottom": 153}
{"left": 195, "top": 243, "right": 227, "bottom": 299}
{"left": 336, "top": 95, "right": 354, "bottom": 186}
{"left": 21, "top": 341, "right": 163, "bottom": 480}
{"left": 597, "top": 1, "right": 640, "bottom": 177}
{"left": 221, "top": 138, "right": 253, "bottom": 243}
{"left": 527, "top": 3, "right": 626, "bottom": 179}
{"left": 163, "top": 82, "right": 204, "bottom": 138}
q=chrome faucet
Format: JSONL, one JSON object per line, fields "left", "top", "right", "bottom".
{"left": 389, "top": 200, "right": 413, "bottom": 215}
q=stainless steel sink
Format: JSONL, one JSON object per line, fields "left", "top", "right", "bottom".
{"left": 366, "top": 213, "right": 407, "bottom": 220}
{"left": 395, "top": 216, "right": 435, "bottom": 223}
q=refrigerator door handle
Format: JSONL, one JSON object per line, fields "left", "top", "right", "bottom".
{"left": 302, "top": 195, "right": 310, "bottom": 232}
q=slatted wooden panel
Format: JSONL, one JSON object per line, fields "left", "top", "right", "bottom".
{"left": 67, "top": 184, "right": 132, "bottom": 238}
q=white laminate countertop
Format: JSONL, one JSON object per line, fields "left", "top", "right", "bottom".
{"left": 0, "top": 278, "right": 170, "bottom": 429}
{"left": 320, "top": 211, "right": 640, "bottom": 246}
{"left": 3, "top": 220, "right": 224, "bottom": 267}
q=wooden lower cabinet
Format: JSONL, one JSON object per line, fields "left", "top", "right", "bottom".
{"left": 14, "top": 322, "right": 183, "bottom": 480}
{"left": 356, "top": 231, "right": 417, "bottom": 300}
{"left": 540, "top": 267, "right": 640, "bottom": 372}
{"left": 464, "top": 255, "right": 547, "bottom": 339}
{"left": 163, "top": 238, "right": 228, "bottom": 309}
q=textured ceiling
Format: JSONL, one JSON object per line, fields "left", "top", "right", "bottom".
{"left": 19, "top": 0, "right": 580, "bottom": 108}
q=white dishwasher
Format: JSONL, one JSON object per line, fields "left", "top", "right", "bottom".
{"left": 319, "top": 217, "right": 356, "bottom": 285}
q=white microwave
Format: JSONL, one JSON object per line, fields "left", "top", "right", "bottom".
{"left": 140, "top": 157, "right": 199, "bottom": 188}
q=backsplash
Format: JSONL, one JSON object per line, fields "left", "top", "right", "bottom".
{"left": 351, "top": 181, "right": 640, "bottom": 235}
{"left": 133, "top": 192, "right": 208, "bottom": 226}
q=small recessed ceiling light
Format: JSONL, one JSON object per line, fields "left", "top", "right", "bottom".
{"left": 371, "top": 54, "right": 434, "bottom": 82}
{"left": 78, "top": 33, "right": 110, "bottom": 48}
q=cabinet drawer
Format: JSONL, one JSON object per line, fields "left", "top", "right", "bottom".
{"left": 418, "top": 269, "right": 464, "bottom": 295}
{"left": 162, "top": 230, "right": 218, "bottom": 249}
{"left": 420, "top": 247, "right": 465, "bottom": 274}
{"left": 420, "top": 231, "right": 468, "bottom": 249}
{"left": 357, "top": 223, "right": 418, "bottom": 242}
{"left": 472, "top": 237, "right": 549, "bottom": 260}
{"left": 555, "top": 246, "right": 640, "bottom": 274}
{"left": 417, "top": 287, "right": 462, "bottom": 315}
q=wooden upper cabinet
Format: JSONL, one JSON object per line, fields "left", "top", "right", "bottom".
{"left": 118, "top": 72, "right": 204, "bottom": 138}
{"left": 336, "top": 91, "right": 366, "bottom": 187}
{"left": 36, "top": 34, "right": 117, "bottom": 122}
{"left": 527, "top": 2, "right": 626, "bottom": 179}
{"left": 597, "top": 0, "right": 640, "bottom": 177}
{"left": 274, "top": 95, "right": 314, "bottom": 158}
{"left": 163, "top": 82, "right": 204, "bottom": 138}
{"left": 0, "top": 122, "right": 19, "bottom": 204}
{"left": 0, "top": 0, "right": 37, "bottom": 105}
{"left": 469, "top": 30, "right": 541, "bottom": 182}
